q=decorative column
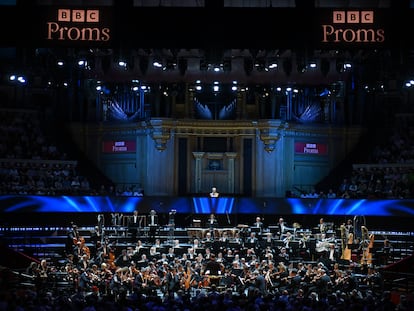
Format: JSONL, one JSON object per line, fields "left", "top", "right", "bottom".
{"left": 258, "top": 120, "right": 287, "bottom": 152}
{"left": 150, "top": 119, "right": 171, "bottom": 151}
{"left": 225, "top": 152, "right": 237, "bottom": 193}
{"left": 192, "top": 152, "right": 205, "bottom": 193}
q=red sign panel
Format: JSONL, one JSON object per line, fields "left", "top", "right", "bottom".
{"left": 103, "top": 141, "right": 136, "bottom": 153}
{"left": 294, "top": 142, "right": 328, "bottom": 155}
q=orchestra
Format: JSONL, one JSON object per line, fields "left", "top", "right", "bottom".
{"left": 26, "top": 211, "right": 390, "bottom": 299}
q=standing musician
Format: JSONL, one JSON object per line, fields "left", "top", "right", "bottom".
{"left": 318, "top": 217, "right": 327, "bottom": 234}
{"left": 147, "top": 209, "right": 158, "bottom": 244}
{"left": 128, "top": 210, "right": 140, "bottom": 243}
{"left": 277, "top": 217, "right": 290, "bottom": 240}
{"left": 327, "top": 243, "right": 339, "bottom": 268}
{"left": 111, "top": 213, "right": 124, "bottom": 236}
{"left": 207, "top": 213, "right": 218, "bottom": 235}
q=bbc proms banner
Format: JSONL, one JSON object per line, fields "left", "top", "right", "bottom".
{"left": 102, "top": 141, "right": 136, "bottom": 153}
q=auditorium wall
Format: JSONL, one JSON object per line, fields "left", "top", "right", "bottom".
{"left": 68, "top": 120, "right": 364, "bottom": 197}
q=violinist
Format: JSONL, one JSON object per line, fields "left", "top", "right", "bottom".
{"left": 90, "top": 263, "right": 102, "bottom": 287}
{"left": 110, "top": 267, "right": 129, "bottom": 295}
{"left": 115, "top": 248, "right": 132, "bottom": 268}
{"left": 78, "top": 267, "right": 93, "bottom": 292}
{"left": 77, "top": 254, "right": 91, "bottom": 272}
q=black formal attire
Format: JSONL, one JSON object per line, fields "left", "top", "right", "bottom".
{"left": 205, "top": 257, "right": 223, "bottom": 286}
{"left": 147, "top": 214, "right": 158, "bottom": 243}
{"left": 252, "top": 221, "right": 264, "bottom": 236}
{"left": 128, "top": 214, "right": 140, "bottom": 242}
{"left": 165, "top": 270, "right": 180, "bottom": 294}
{"left": 254, "top": 273, "right": 267, "bottom": 296}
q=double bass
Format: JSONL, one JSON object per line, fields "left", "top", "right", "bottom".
{"left": 340, "top": 224, "right": 353, "bottom": 261}
{"left": 362, "top": 233, "right": 375, "bottom": 265}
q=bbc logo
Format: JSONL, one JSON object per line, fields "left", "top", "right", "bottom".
{"left": 58, "top": 9, "right": 99, "bottom": 23}
{"left": 333, "top": 11, "right": 374, "bottom": 24}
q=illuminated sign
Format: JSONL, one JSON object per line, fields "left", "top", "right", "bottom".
{"left": 46, "top": 8, "right": 111, "bottom": 43}
{"left": 103, "top": 141, "right": 136, "bottom": 153}
{"left": 321, "top": 10, "right": 385, "bottom": 43}
{"left": 295, "top": 142, "right": 328, "bottom": 155}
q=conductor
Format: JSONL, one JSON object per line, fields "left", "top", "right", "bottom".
{"left": 204, "top": 253, "right": 224, "bottom": 286}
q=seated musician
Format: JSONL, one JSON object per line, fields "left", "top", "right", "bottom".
{"left": 245, "top": 231, "right": 259, "bottom": 249}
{"left": 252, "top": 216, "right": 265, "bottom": 235}
{"left": 219, "top": 231, "right": 229, "bottom": 243}
{"left": 202, "top": 231, "right": 214, "bottom": 247}
{"left": 262, "top": 232, "right": 274, "bottom": 249}
{"left": 276, "top": 247, "right": 290, "bottom": 265}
